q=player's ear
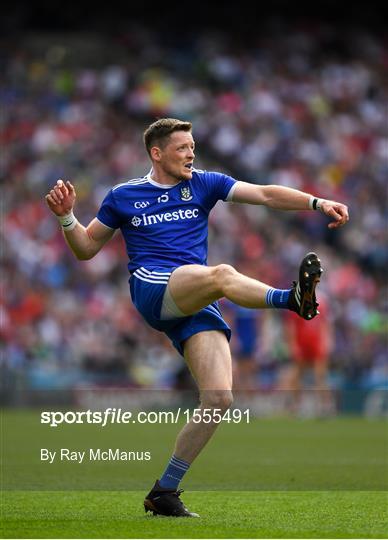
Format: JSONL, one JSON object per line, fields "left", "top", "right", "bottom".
{"left": 150, "top": 146, "right": 162, "bottom": 162}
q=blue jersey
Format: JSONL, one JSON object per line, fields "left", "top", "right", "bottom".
{"left": 97, "top": 169, "right": 237, "bottom": 273}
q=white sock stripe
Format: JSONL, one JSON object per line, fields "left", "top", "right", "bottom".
{"left": 134, "top": 268, "right": 170, "bottom": 281}
{"left": 170, "top": 462, "right": 189, "bottom": 471}
{"left": 270, "top": 289, "right": 276, "bottom": 306}
{"left": 140, "top": 267, "right": 172, "bottom": 276}
{"left": 295, "top": 283, "right": 301, "bottom": 304}
{"left": 170, "top": 462, "right": 189, "bottom": 472}
{"left": 171, "top": 456, "right": 190, "bottom": 468}
{"left": 265, "top": 289, "right": 270, "bottom": 305}
{"left": 266, "top": 288, "right": 275, "bottom": 306}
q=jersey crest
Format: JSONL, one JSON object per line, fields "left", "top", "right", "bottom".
{"left": 180, "top": 185, "right": 193, "bottom": 201}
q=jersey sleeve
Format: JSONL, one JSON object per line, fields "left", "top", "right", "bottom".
{"left": 96, "top": 189, "right": 122, "bottom": 229}
{"left": 202, "top": 171, "right": 237, "bottom": 208}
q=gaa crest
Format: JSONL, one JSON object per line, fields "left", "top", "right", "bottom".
{"left": 180, "top": 185, "right": 193, "bottom": 201}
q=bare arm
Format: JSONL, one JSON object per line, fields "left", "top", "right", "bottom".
{"left": 62, "top": 218, "right": 115, "bottom": 260}
{"left": 45, "top": 179, "right": 115, "bottom": 260}
{"left": 231, "top": 181, "right": 349, "bottom": 229}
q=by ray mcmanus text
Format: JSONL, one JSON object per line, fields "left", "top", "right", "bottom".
{"left": 40, "top": 448, "right": 152, "bottom": 464}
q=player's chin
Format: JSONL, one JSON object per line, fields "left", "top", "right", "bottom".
{"left": 181, "top": 169, "right": 193, "bottom": 180}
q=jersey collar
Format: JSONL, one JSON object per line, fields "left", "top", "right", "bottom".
{"left": 145, "top": 169, "right": 181, "bottom": 189}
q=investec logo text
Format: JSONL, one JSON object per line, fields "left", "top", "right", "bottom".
{"left": 131, "top": 208, "right": 199, "bottom": 227}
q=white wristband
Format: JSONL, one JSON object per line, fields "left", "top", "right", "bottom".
{"left": 308, "top": 196, "right": 323, "bottom": 211}
{"left": 58, "top": 211, "right": 78, "bottom": 231}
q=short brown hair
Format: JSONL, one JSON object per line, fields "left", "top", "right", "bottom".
{"left": 143, "top": 118, "right": 192, "bottom": 156}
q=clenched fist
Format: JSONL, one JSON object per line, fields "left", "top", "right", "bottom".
{"left": 45, "top": 179, "right": 76, "bottom": 217}
{"left": 319, "top": 199, "right": 349, "bottom": 229}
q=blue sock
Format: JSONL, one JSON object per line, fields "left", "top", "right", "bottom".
{"left": 265, "top": 287, "right": 291, "bottom": 309}
{"left": 159, "top": 455, "right": 190, "bottom": 489}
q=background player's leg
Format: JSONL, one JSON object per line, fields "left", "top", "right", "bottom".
{"left": 288, "top": 362, "right": 303, "bottom": 415}
{"left": 313, "top": 358, "right": 333, "bottom": 415}
{"left": 172, "top": 330, "right": 233, "bottom": 463}
{"left": 168, "top": 264, "right": 273, "bottom": 315}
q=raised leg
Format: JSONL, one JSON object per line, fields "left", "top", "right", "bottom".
{"left": 168, "top": 263, "right": 271, "bottom": 315}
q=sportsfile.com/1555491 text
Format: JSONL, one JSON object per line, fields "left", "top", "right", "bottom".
{"left": 40, "top": 408, "right": 250, "bottom": 427}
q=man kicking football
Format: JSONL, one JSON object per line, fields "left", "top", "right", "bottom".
{"left": 45, "top": 118, "right": 349, "bottom": 517}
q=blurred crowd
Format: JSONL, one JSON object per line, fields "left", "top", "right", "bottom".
{"left": 1, "top": 21, "right": 387, "bottom": 393}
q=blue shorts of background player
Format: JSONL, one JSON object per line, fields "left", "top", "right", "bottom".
{"left": 129, "top": 266, "right": 231, "bottom": 356}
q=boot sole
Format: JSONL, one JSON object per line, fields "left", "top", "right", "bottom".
{"left": 299, "top": 253, "right": 323, "bottom": 319}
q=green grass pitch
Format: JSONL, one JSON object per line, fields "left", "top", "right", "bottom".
{"left": 1, "top": 411, "right": 387, "bottom": 538}
{"left": 2, "top": 490, "right": 387, "bottom": 538}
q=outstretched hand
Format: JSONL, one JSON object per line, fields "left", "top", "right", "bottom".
{"left": 45, "top": 179, "right": 76, "bottom": 217}
{"left": 320, "top": 200, "right": 349, "bottom": 229}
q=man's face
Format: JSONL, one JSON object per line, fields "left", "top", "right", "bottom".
{"left": 154, "top": 131, "right": 195, "bottom": 181}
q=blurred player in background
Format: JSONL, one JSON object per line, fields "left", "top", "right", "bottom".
{"left": 284, "top": 294, "right": 335, "bottom": 416}
{"left": 45, "top": 118, "right": 348, "bottom": 517}
{"left": 226, "top": 303, "right": 261, "bottom": 390}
